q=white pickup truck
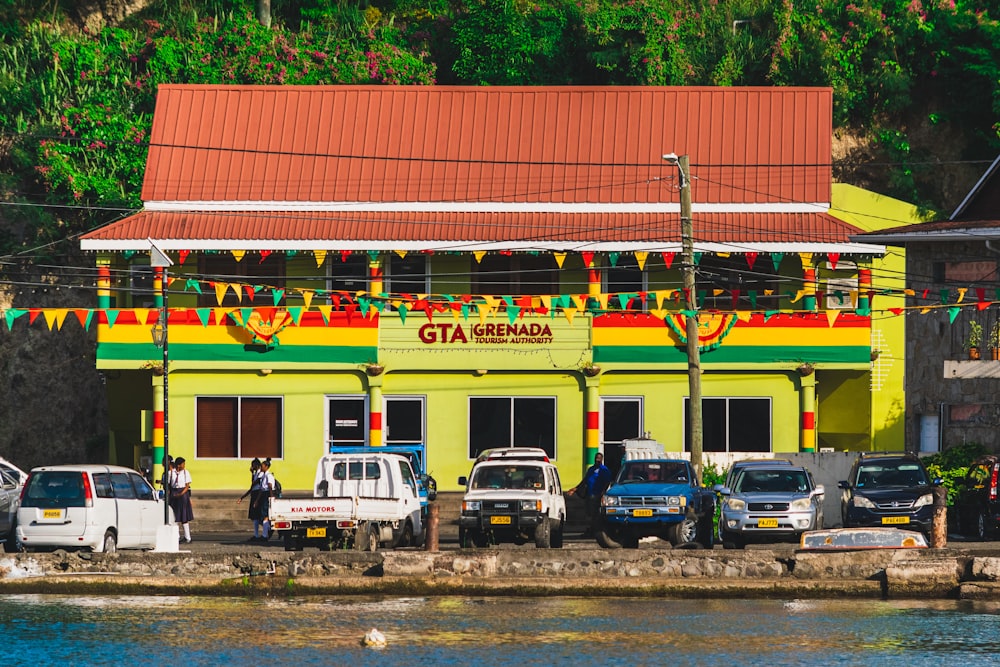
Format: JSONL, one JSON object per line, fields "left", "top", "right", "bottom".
{"left": 269, "top": 452, "right": 425, "bottom": 552}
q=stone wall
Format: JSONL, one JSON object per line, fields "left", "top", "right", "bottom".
{"left": 3, "top": 547, "right": 999, "bottom": 599}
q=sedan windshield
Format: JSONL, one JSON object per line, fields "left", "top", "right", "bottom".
{"left": 735, "top": 470, "right": 810, "bottom": 494}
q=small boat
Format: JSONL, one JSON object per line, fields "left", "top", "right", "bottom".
{"left": 799, "top": 527, "right": 928, "bottom": 550}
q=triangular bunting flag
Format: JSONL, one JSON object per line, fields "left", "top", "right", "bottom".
{"left": 232, "top": 250, "right": 246, "bottom": 263}
{"left": 662, "top": 252, "right": 675, "bottom": 269}
{"left": 74, "top": 309, "right": 94, "bottom": 330}
{"left": 825, "top": 310, "right": 839, "bottom": 327}
{"left": 314, "top": 250, "right": 327, "bottom": 268}
{"left": 634, "top": 251, "right": 648, "bottom": 270}
{"left": 553, "top": 252, "right": 566, "bottom": 268}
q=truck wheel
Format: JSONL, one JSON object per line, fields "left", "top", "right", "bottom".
{"left": 354, "top": 522, "right": 379, "bottom": 552}
{"left": 550, "top": 519, "right": 564, "bottom": 549}
{"left": 534, "top": 517, "right": 551, "bottom": 548}
{"left": 595, "top": 527, "right": 623, "bottom": 549}
{"left": 668, "top": 517, "right": 698, "bottom": 546}
{"left": 393, "top": 520, "right": 414, "bottom": 548}
{"left": 974, "top": 509, "right": 987, "bottom": 540}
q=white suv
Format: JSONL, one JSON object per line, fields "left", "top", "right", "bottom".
{"left": 18, "top": 465, "right": 168, "bottom": 553}
{"left": 457, "top": 450, "right": 566, "bottom": 548}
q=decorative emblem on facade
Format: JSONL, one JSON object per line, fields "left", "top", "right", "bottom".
{"left": 666, "top": 313, "right": 738, "bottom": 352}
{"left": 240, "top": 308, "right": 293, "bottom": 345}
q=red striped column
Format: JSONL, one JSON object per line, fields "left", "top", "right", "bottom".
{"left": 368, "top": 372, "right": 384, "bottom": 447}
{"left": 585, "top": 379, "right": 600, "bottom": 466}
{"left": 152, "top": 268, "right": 166, "bottom": 490}
{"left": 799, "top": 373, "right": 817, "bottom": 453}
{"left": 858, "top": 267, "right": 872, "bottom": 312}
{"left": 803, "top": 267, "right": 817, "bottom": 311}
{"left": 97, "top": 261, "right": 111, "bottom": 310}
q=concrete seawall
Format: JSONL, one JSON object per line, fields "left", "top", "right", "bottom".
{"left": 4, "top": 548, "right": 1000, "bottom": 599}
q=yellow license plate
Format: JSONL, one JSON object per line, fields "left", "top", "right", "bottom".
{"left": 490, "top": 515, "right": 512, "bottom": 525}
{"left": 43, "top": 509, "right": 62, "bottom": 519}
{"left": 882, "top": 516, "right": 910, "bottom": 525}
{"left": 632, "top": 509, "right": 654, "bottom": 517}
{"left": 757, "top": 518, "right": 779, "bottom": 528}
{"left": 306, "top": 527, "right": 326, "bottom": 538}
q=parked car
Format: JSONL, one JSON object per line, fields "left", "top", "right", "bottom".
{"left": 0, "top": 466, "right": 24, "bottom": 552}
{"left": 716, "top": 464, "right": 824, "bottom": 548}
{"left": 596, "top": 457, "right": 715, "bottom": 549}
{"left": 721, "top": 458, "right": 793, "bottom": 490}
{"left": 838, "top": 453, "right": 941, "bottom": 535}
{"left": 457, "top": 450, "right": 566, "bottom": 548}
{"left": 954, "top": 454, "right": 1000, "bottom": 539}
{"left": 0, "top": 456, "right": 27, "bottom": 485}
{"left": 17, "top": 465, "right": 168, "bottom": 553}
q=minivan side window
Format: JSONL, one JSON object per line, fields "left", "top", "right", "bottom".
{"left": 93, "top": 473, "right": 114, "bottom": 498}
{"left": 110, "top": 472, "right": 137, "bottom": 499}
{"left": 130, "top": 473, "right": 156, "bottom": 501}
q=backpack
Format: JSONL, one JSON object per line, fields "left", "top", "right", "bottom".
{"left": 271, "top": 477, "right": 282, "bottom": 498}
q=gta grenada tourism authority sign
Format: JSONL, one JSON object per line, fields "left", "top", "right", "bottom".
{"left": 418, "top": 322, "right": 554, "bottom": 345}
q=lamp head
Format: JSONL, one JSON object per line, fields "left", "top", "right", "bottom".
{"left": 662, "top": 153, "right": 679, "bottom": 165}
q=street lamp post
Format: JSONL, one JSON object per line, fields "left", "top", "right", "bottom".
{"left": 149, "top": 241, "right": 173, "bottom": 525}
{"left": 664, "top": 154, "right": 703, "bottom": 484}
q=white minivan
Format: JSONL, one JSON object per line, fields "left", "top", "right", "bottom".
{"left": 17, "top": 465, "right": 169, "bottom": 553}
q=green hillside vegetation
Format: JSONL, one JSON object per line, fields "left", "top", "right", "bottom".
{"left": 0, "top": 0, "right": 998, "bottom": 261}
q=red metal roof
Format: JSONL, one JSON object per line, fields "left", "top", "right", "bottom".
{"left": 83, "top": 209, "right": 860, "bottom": 248}
{"left": 82, "top": 85, "right": 871, "bottom": 251}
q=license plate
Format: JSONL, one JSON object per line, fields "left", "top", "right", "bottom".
{"left": 757, "top": 518, "right": 779, "bottom": 528}
{"left": 490, "top": 515, "right": 512, "bottom": 525}
{"left": 42, "top": 509, "right": 62, "bottom": 519}
{"left": 882, "top": 516, "right": 910, "bottom": 525}
{"left": 306, "top": 527, "right": 326, "bottom": 538}
{"left": 632, "top": 508, "right": 654, "bottom": 517}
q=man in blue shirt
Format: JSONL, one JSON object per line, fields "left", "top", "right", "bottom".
{"left": 573, "top": 452, "right": 612, "bottom": 536}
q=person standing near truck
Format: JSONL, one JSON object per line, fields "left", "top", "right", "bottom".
{"left": 236, "top": 458, "right": 263, "bottom": 542}
{"left": 255, "top": 458, "right": 275, "bottom": 542}
{"left": 571, "top": 452, "right": 612, "bottom": 536}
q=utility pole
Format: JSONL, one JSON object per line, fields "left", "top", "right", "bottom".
{"left": 664, "top": 154, "right": 703, "bottom": 484}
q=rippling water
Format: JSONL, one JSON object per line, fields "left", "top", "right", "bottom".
{"left": 3, "top": 594, "right": 999, "bottom": 666}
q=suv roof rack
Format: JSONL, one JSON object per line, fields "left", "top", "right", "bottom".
{"left": 475, "top": 447, "right": 550, "bottom": 463}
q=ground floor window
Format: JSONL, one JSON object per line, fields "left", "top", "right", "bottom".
{"left": 600, "top": 396, "right": 643, "bottom": 475}
{"left": 684, "top": 397, "right": 771, "bottom": 452}
{"left": 326, "top": 396, "right": 368, "bottom": 450}
{"left": 196, "top": 396, "right": 282, "bottom": 459}
{"left": 385, "top": 396, "right": 425, "bottom": 446}
{"left": 468, "top": 396, "right": 556, "bottom": 459}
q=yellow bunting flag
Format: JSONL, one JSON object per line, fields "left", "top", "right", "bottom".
{"left": 476, "top": 302, "right": 491, "bottom": 323}
{"left": 214, "top": 283, "right": 230, "bottom": 306}
{"left": 735, "top": 311, "right": 752, "bottom": 323}
{"left": 957, "top": 288, "right": 968, "bottom": 303}
{"left": 231, "top": 250, "right": 246, "bottom": 263}
{"left": 134, "top": 308, "right": 151, "bottom": 326}
{"left": 540, "top": 295, "right": 552, "bottom": 311}
{"left": 634, "top": 251, "right": 648, "bottom": 270}
{"left": 395, "top": 250, "right": 407, "bottom": 259}
{"left": 649, "top": 308, "right": 667, "bottom": 320}
{"left": 563, "top": 307, "right": 578, "bottom": 324}
{"left": 798, "top": 252, "right": 813, "bottom": 266}
{"left": 572, "top": 295, "right": 587, "bottom": 310}
{"left": 474, "top": 251, "right": 487, "bottom": 264}
{"left": 597, "top": 293, "right": 609, "bottom": 310}
{"left": 212, "top": 308, "right": 228, "bottom": 325}
{"left": 317, "top": 305, "right": 332, "bottom": 325}
{"left": 300, "top": 290, "right": 314, "bottom": 309}
{"left": 553, "top": 252, "right": 567, "bottom": 268}
{"left": 903, "top": 289, "right": 915, "bottom": 296}
{"left": 826, "top": 310, "right": 840, "bottom": 327}
{"left": 314, "top": 250, "right": 327, "bottom": 268}
{"left": 45, "top": 308, "right": 68, "bottom": 331}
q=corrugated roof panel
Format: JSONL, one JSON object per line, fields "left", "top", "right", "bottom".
{"left": 140, "top": 85, "right": 833, "bottom": 207}
{"left": 83, "top": 210, "right": 861, "bottom": 246}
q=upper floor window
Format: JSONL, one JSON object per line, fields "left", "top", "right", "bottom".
{"left": 473, "top": 254, "right": 557, "bottom": 296}
{"left": 198, "top": 253, "right": 285, "bottom": 307}
{"left": 604, "top": 255, "right": 647, "bottom": 311}
{"left": 387, "top": 254, "right": 429, "bottom": 296}
{"left": 328, "top": 254, "right": 368, "bottom": 296}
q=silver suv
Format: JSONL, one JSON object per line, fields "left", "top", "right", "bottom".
{"left": 717, "top": 464, "right": 824, "bottom": 548}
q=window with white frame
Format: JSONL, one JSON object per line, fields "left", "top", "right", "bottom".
{"left": 196, "top": 396, "right": 282, "bottom": 459}
{"left": 385, "top": 396, "right": 425, "bottom": 446}
{"left": 469, "top": 396, "right": 556, "bottom": 459}
{"left": 600, "top": 396, "right": 643, "bottom": 474}
{"left": 684, "top": 397, "right": 771, "bottom": 452}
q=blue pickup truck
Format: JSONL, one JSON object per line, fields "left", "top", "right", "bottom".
{"left": 595, "top": 458, "right": 715, "bottom": 549}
